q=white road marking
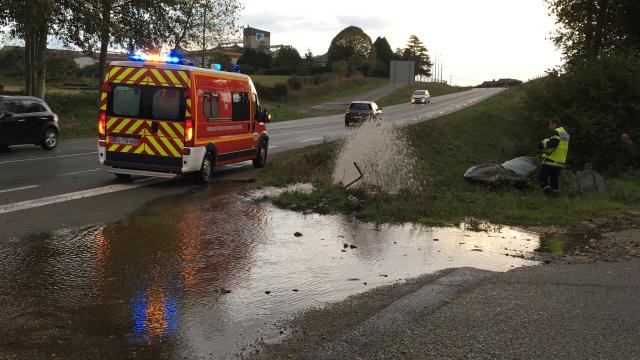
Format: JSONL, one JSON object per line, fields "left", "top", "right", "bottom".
{"left": 300, "top": 138, "right": 323, "bottom": 143}
{"left": 0, "top": 178, "right": 160, "bottom": 215}
{"left": 57, "top": 168, "right": 101, "bottom": 177}
{"left": 0, "top": 185, "right": 39, "bottom": 194}
{"left": 269, "top": 145, "right": 279, "bottom": 149}
{"left": 397, "top": 121, "right": 406, "bottom": 125}
{"left": 439, "top": 111, "right": 445, "bottom": 114}
{"left": 0, "top": 152, "right": 96, "bottom": 165}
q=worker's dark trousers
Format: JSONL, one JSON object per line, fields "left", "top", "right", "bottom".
{"left": 538, "top": 164, "right": 561, "bottom": 191}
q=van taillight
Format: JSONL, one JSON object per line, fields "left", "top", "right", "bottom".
{"left": 98, "top": 111, "right": 106, "bottom": 140}
{"left": 185, "top": 118, "right": 194, "bottom": 146}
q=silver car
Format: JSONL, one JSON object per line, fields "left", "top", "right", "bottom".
{"left": 411, "top": 90, "right": 431, "bottom": 104}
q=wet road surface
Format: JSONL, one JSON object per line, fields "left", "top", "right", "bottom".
{"left": 0, "top": 183, "right": 537, "bottom": 359}
{"left": 0, "top": 88, "right": 504, "bottom": 240}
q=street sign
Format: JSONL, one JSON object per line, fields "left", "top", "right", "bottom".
{"left": 256, "top": 33, "right": 264, "bottom": 41}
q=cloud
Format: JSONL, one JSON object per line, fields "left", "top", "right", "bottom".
{"left": 241, "top": 13, "right": 339, "bottom": 33}
{"left": 336, "top": 16, "right": 391, "bottom": 31}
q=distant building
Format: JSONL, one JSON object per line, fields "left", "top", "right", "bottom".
{"left": 243, "top": 26, "right": 271, "bottom": 53}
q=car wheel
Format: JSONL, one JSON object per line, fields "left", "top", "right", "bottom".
{"left": 253, "top": 140, "right": 268, "bottom": 168}
{"left": 41, "top": 128, "right": 58, "bottom": 150}
{"left": 345, "top": 119, "right": 350, "bottom": 126}
{"left": 0, "top": 145, "right": 9, "bottom": 152}
{"left": 195, "top": 152, "right": 214, "bottom": 184}
{"left": 114, "top": 173, "right": 132, "bottom": 181}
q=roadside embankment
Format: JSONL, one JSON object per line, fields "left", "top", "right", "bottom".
{"left": 259, "top": 85, "right": 640, "bottom": 228}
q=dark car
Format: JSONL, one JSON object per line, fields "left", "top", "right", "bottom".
{"left": 345, "top": 101, "right": 382, "bottom": 126}
{"left": 0, "top": 96, "right": 59, "bottom": 150}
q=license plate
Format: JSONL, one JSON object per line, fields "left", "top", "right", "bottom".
{"left": 111, "top": 136, "right": 139, "bottom": 145}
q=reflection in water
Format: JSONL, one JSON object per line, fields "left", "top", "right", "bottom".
{"left": 0, "top": 183, "right": 539, "bottom": 359}
{"left": 130, "top": 284, "right": 179, "bottom": 342}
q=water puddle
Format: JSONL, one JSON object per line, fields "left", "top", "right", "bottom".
{"left": 0, "top": 183, "right": 538, "bottom": 359}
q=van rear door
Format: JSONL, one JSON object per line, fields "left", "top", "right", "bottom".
{"left": 104, "top": 65, "right": 191, "bottom": 172}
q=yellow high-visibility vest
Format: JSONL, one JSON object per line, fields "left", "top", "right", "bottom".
{"left": 542, "top": 126, "right": 570, "bottom": 167}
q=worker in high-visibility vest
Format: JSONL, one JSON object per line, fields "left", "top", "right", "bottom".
{"left": 538, "top": 118, "right": 570, "bottom": 197}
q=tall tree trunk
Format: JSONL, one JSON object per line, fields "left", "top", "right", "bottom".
{"left": 24, "top": 25, "right": 33, "bottom": 96}
{"left": 34, "top": 28, "right": 48, "bottom": 99}
{"left": 98, "top": 0, "right": 112, "bottom": 85}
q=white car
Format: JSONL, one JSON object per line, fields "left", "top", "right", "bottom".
{"left": 411, "top": 90, "right": 431, "bottom": 104}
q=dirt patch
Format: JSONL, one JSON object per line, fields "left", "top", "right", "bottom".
{"left": 531, "top": 211, "right": 640, "bottom": 264}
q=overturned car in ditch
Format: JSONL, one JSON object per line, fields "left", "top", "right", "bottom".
{"left": 464, "top": 156, "right": 537, "bottom": 187}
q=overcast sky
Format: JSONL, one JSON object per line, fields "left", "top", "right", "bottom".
{"left": 240, "top": 0, "right": 562, "bottom": 86}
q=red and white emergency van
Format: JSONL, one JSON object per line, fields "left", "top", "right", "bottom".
{"left": 97, "top": 54, "right": 270, "bottom": 184}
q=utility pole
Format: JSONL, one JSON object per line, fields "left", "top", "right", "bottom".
{"left": 433, "top": 55, "right": 438, "bottom": 83}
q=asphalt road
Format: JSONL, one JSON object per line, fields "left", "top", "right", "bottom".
{"left": 0, "top": 88, "right": 503, "bottom": 240}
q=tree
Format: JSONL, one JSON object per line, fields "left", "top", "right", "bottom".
{"left": 303, "top": 49, "right": 315, "bottom": 68}
{"left": 547, "top": 0, "right": 640, "bottom": 63}
{"left": 399, "top": 35, "right": 432, "bottom": 77}
{"left": 204, "top": 48, "right": 232, "bottom": 70}
{"left": 272, "top": 46, "right": 302, "bottom": 69}
{"left": 373, "top": 37, "right": 393, "bottom": 77}
{"left": 166, "top": 0, "right": 243, "bottom": 60}
{"left": 237, "top": 48, "right": 272, "bottom": 69}
{"left": 59, "top": 0, "right": 174, "bottom": 83}
{"left": 327, "top": 26, "right": 373, "bottom": 66}
{"left": 0, "top": 0, "right": 62, "bottom": 97}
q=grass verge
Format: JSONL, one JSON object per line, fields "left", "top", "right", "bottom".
{"left": 263, "top": 76, "right": 388, "bottom": 122}
{"left": 377, "top": 82, "right": 471, "bottom": 107}
{"left": 260, "top": 86, "right": 640, "bottom": 226}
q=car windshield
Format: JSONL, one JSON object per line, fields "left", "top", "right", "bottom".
{"left": 349, "top": 103, "right": 372, "bottom": 111}
{"left": 413, "top": 90, "right": 427, "bottom": 95}
{"left": 110, "top": 85, "right": 185, "bottom": 121}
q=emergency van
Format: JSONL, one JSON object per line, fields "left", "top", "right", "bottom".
{"left": 97, "top": 54, "right": 271, "bottom": 184}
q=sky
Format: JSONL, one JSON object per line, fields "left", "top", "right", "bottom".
{"left": 239, "top": 0, "right": 562, "bottom": 86}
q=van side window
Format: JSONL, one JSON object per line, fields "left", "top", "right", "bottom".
{"left": 231, "top": 92, "right": 249, "bottom": 121}
{"left": 203, "top": 92, "right": 220, "bottom": 120}
{"left": 252, "top": 93, "right": 260, "bottom": 120}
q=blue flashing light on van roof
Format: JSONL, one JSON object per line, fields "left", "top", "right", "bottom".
{"left": 213, "top": 63, "right": 222, "bottom": 71}
{"left": 129, "top": 52, "right": 182, "bottom": 64}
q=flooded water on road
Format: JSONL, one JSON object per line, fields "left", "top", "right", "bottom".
{"left": 0, "top": 183, "right": 538, "bottom": 359}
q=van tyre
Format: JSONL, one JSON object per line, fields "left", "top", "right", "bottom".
{"left": 196, "top": 152, "right": 214, "bottom": 184}
{"left": 253, "top": 140, "right": 268, "bottom": 168}
{"left": 41, "top": 128, "right": 58, "bottom": 150}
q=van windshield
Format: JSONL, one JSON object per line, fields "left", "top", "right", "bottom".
{"left": 110, "top": 85, "right": 185, "bottom": 121}
{"left": 413, "top": 90, "right": 427, "bottom": 95}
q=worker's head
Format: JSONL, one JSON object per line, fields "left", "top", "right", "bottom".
{"left": 548, "top": 118, "right": 561, "bottom": 131}
{"left": 622, "top": 133, "right": 630, "bottom": 141}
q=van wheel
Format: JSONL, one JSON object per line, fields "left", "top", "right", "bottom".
{"left": 253, "top": 140, "right": 268, "bottom": 168}
{"left": 41, "top": 128, "right": 58, "bottom": 150}
{"left": 115, "top": 173, "right": 132, "bottom": 182}
{"left": 195, "top": 152, "right": 214, "bottom": 184}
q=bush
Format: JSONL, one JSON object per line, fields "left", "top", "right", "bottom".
{"left": 240, "top": 64, "right": 256, "bottom": 75}
{"left": 331, "top": 60, "right": 349, "bottom": 77}
{"left": 287, "top": 75, "right": 304, "bottom": 91}
{"left": 525, "top": 54, "right": 640, "bottom": 172}
{"left": 313, "top": 72, "right": 340, "bottom": 85}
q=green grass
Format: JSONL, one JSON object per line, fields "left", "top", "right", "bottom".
{"left": 45, "top": 92, "right": 99, "bottom": 137}
{"left": 260, "top": 86, "right": 640, "bottom": 226}
{"left": 263, "top": 76, "right": 389, "bottom": 122}
{"left": 377, "top": 82, "right": 470, "bottom": 107}
{"left": 251, "top": 75, "right": 296, "bottom": 87}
